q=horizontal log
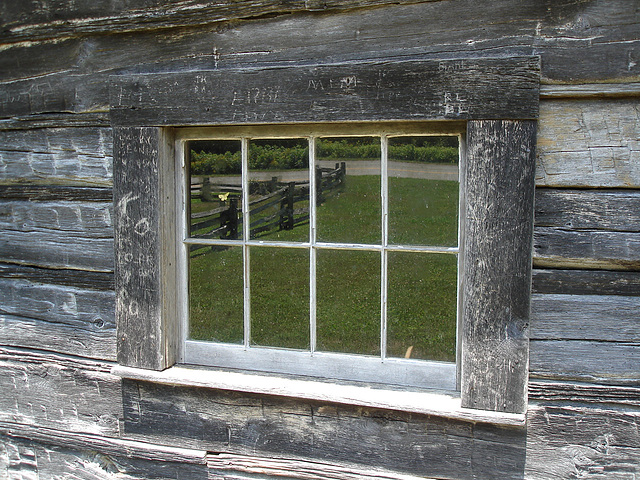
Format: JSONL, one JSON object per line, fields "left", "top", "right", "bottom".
{"left": 540, "top": 82, "right": 640, "bottom": 99}
{"left": 535, "top": 189, "right": 640, "bottom": 232}
{"left": 0, "top": 230, "right": 114, "bottom": 272}
{"left": 536, "top": 99, "right": 640, "bottom": 188}
{"left": 0, "top": 427, "right": 207, "bottom": 480}
{"left": 120, "top": 379, "right": 527, "bottom": 479}
{"left": 0, "top": 127, "right": 113, "bottom": 186}
{"left": 530, "top": 340, "right": 640, "bottom": 384}
{"left": 525, "top": 404, "right": 640, "bottom": 479}
{"left": 530, "top": 294, "right": 640, "bottom": 342}
{"left": 0, "top": 112, "right": 110, "bottom": 130}
{"left": 528, "top": 380, "right": 640, "bottom": 407}
{"left": 0, "top": 200, "right": 113, "bottom": 237}
{"left": 532, "top": 269, "right": 640, "bottom": 296}
{"left": 0, "top": 263, "right": 114, "bottom": 290}
{"left": 0, "top": 347, "right": 120, "bottom": 437}
{"left": 533, "top": 227, "right": 640, "bottom": 270}
{"left": 0, "top": 185, "right": 112, "bottom": 202}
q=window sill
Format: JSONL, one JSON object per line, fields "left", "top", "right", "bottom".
{"left": 111, "top": 364, "right": 526, "bottom": 427}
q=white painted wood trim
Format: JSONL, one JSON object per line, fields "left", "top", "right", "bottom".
{"left": 112, "top": 364, "right": 525, "bottom": 427}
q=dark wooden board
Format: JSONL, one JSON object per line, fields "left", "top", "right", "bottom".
{"left": 529, "top": 380, "right": 640, "bottom": 407}
{"left": 534, "top": 227, "right": 640, "bottom": 270}
{"left": 530, "top": 293, "right": 640, "bottom": 342}
{"left": 0, "top": 185, "right": 112, "bottom": 202}
{"left": 0, "top": 127, "right": 113, "bottom": 186}
{"left": 532, "top": 269, "right": 640, "bottom": 296}
{"left": 530, "top": 340, "right": 640, "bottom": 384}
{"left": 525, "top": 404, "right": 640, "bottom": 479}
{"left": 110, "top": 57, "right": 540, "bottom": 126}
{"left": 461, "top": 120, "right": 536, "bottom": 414}
{"left": 535, "top": 189, "right": 640, "bottom": 232}
{"left": 120, "top": 379, "right": 527, "bottom": 480}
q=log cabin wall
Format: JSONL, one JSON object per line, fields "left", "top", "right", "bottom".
{"left": 0, "top": 1, "right": 639, "bottom": 478}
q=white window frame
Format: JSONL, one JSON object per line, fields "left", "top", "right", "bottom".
{"left": 175, "top": 123, "right": 464, "bottom": 391}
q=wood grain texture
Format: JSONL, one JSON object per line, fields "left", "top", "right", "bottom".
{"left": 114, "top": 127, "right": 177, "bottom": 370}
{"left": 120, "top": 379, "right": 527, "bottom": 480}
{"left": 461, "top": 120, "right": 536, "bottom": 414}
{"left": 525, "top": 404, "right": 640, "bottom": 479}
{"left": 536, "top": 99, "right": 640, "bottom": 188}
{"left": 530, "top": 293, "right": 640, "bottom": 342}
{"left": 0, "top": 347, "right": 121, "bottom": 437}
{"left": 0, "top": 263, "right": 114, "bottom": 290}
{"left": 530, "top": 340, "right": 640, "bottom": 384}
{"left": 0, "top": 428, "right": 207, "bottom": 480}
{"left": 529, "top": 380, "right": 640, "bottom": 407}
{"left": 0, "top": 127, "right": 113, "bottom": 187}
{"left": 110, "top": 57, "right": 540, "bottom": 127}
{"left": 532, "top": 269, "right": 640, "bottom": 296}
{"left": 0, "top": 184, "right": 112, "bottom": 202}
{"left": 0, "top": 278, "right": 115, "bottom": 360}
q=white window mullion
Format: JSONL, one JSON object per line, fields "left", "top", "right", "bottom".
{"left": 309, "top": 136, "right": 317, "bottom": 355}
{"left": 241, "top": 138, "right": 251, "bottom": 349}
{"left": 380, "top": 135, "right": 389, "bottom": 362}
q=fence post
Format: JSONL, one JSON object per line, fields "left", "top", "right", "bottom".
{"left": 221, "top": 197, "right": 239, "bottom": 239}
{"left": 315, "top": 167, "right": 324, "bottom": 205}
{"left": 201, "top": 176, "right": 214, "bottom": 202}
{"left": 279, "top": 182, "right": 295, "bottom": 230}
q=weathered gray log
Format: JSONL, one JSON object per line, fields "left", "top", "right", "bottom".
{"left": 110, "top": 57, "right": 540, "bottom": 127}
{"left": 0, "top": 112, "right": 110, "bottom": 130}
{"left": 525, "top": 404, "right": 640, "bottom": 479}
{"left": 0, "top": 347, "right": 121, "bottom": 436}
{"left": 120, "top": 379, "right": 527, "bottom": 480}
{"left": 536, "top": 99, "right": 640, "bottom": 188}
{"left": 114, "top": 127, "right": 178, "bottom": 370}
{"left": 535, "top": 189, "right": 640, "bottom": 232}
{"left": 0, "top": 263, "right": 114, "bottom": 290}
{"left": 530, "top": 293, "right": 640, "bottom": 342}
{"left": 0, "top": 127, "right": 113, "bottom": 186}
{"left": 0, "top": 185, "right": 112, "bottom": 202}
{"left": 533, "top": 227, "right": 640, "bottom": 270}
{"left": 0, "top": 278, "right": 115, "bottom": 360}
{"left": 532, "top": 269, "right": 640, "bottom": 296}
{"left": 461, "top": 120, "right": 536, "bottom": 414}
{"left": 529, "top": 380, "right": 640, "bottom": 407}
{"left": 0, "top": 428, "right": 207, "bottom": 480}
{"left": 530, "top": 340, "right": 640, "bottom": 384}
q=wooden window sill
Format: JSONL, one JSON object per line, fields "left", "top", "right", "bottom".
{"left": 112, "top": 364, "right": 526, "bottom": 427}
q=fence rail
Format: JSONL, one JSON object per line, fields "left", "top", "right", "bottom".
{"left": 190, "top": 163, "right": 345, "bottom": 252}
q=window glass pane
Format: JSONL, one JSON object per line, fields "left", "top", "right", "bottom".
{"left": 388, "top": 136, "right": 459, "bottom": 246}
{"left": 387, "top": 251, "right": 457, "bottom": 362}
{"left": 189, "top": 246, "right": 243, "bottom": 344}
{"left": 316, "top": 137, "right": 381, "bottom": 244}
{"left": 316, "top": 249, "right": 380, "bottom": 355}
{"left": 248, "top": 139, "right": 310, "bottom": 242}
{"left": 250, "top": 247, "right": 310, "bottom": 349}
{"left": 188, "top": 140, "right": 243, "bottom": 240}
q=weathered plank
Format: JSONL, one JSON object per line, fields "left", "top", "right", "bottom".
{"left": 0, "top": 184, "right": 112, "bottom": 202}
{"left": 461, "top": 120, "right": 536, "bottom": 414}
{"left": 530, "top": 294, "right": 640, "bottom": 342}
{"left": 0, "top": 278, "right": 115, "bottom": 360}
{"left": 114, "top": 127, "right": 178, "bottom": 370}
{"left": 0, "top": 127, "right": 112, "bottom": 186}
{"left": 110, "top": 57, "right": 540, "bottom": 127}
{"left": 530, "top": 340, "right": 640, "bottom": 384}
{"left": 0, "top": 428, "right": 207, "bottom": 480}
{"left": 536, "top": 99, "right": 640, "bottom": 188}
{"left": 0, "top": 347, "right": 121, "bottom": 436}
{"left": 0, "top": 112, "right": 111, "bottom": 131}
{"left": 0, "top": 200, "right": 113, "bottom": 237}
{"left": 0, "top": 229, "right": 114, "bottom": 271}
{"left": 0, "top": 263, "right": 114, "bottom": 290}
{"left": 529, "top": 380, "right": 640, "bottom": 407}
{"left": 533, "top": 227, "right": 640, "bottom": 270}
{"left": 525, "top": 404, "right": 640, "bottom": 479}
{"left": 535, "top": 189, "right": 640, "bottom": 232}
{"left": 532, "top": 269, "right": 640, "bottom": 296}
{"left": 120, "top": 379, "right": 527, "bottom": 480}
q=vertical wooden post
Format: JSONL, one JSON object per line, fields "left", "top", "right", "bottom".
{"left": 114, "top": 127, "right": 177, "bottom": 371}
{"left": 461, "top": 120, "right": 536, "bottom": 414}
{"left": 315, "top": 167, "right": 324, "bottom": 204}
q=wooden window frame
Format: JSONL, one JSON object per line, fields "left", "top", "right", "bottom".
{"left": 110, "top": 57, "right": 539, "bottom": 415}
